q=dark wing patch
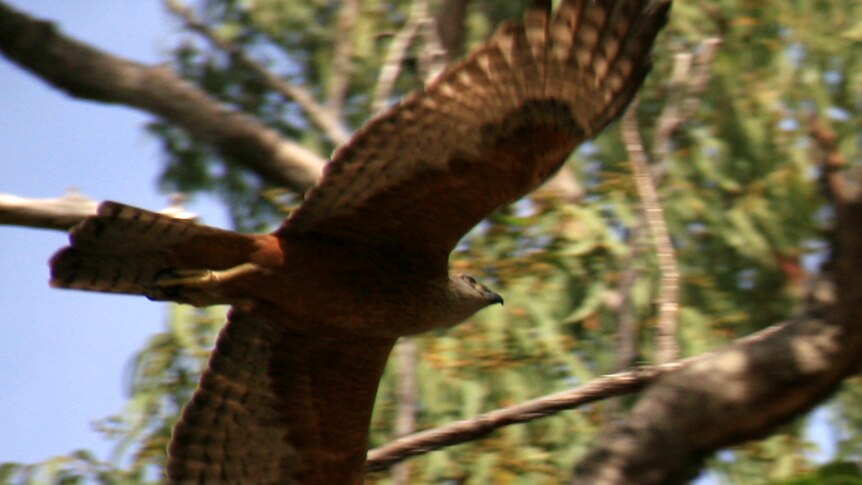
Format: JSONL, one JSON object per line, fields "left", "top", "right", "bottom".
{"left": 480, "top": 98, "right": 583, "bottom": 150}
{"left": 279, "top": 0, "right": 668, "bottom": 256}
{"left": 166, "top": 307, "right": 396, "bottom": 485}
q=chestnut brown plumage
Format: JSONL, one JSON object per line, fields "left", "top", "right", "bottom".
{"left": 50, "top": 0, "right": 668, "bottom": 483}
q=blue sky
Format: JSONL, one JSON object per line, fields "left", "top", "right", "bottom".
{"left": 0, "top": 0, "right": 228, "bottom": 464}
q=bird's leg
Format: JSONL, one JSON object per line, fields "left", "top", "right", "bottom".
{"left": 146, "top": 262, "right": 263, "bottom": 307}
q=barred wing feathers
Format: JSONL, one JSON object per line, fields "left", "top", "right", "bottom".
{"left": 281, "top": 0, "right": 669, "bottom": 256}
{"left": 166, "top": 308, "right": 396, "bottom": 484}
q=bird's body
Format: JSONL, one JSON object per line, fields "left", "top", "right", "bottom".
{"left": 53, "top": 206, "right": 492, "bottom": 337}
{"left": 51, "top": 203, "right": 501, "bottom": 484}
{"left": 48, "top": 0, "right": 669, "bottom": 482}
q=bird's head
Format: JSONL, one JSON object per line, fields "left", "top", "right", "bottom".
{"left": 450, "top": 273, "right": 504, "bottom": 308}
{"left": 401, "top": 274, "right": 503, "bottom": 335}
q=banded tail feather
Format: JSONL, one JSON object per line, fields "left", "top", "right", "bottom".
{"left": 50, "top": 201, "right": 257, "bottom": 299}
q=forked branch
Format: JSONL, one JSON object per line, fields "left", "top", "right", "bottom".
{"left": 0, "top": 1, "right": 325, "bottom": 193}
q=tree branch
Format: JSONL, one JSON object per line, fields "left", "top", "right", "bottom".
{"left": 571, "top": 128, "right": 862, "bottom": 483}
{"left": 0, "top": 193, "right": 195, "bottom": 230}
{"left": 613, "top": 223, "right": 647, "bottom": 371}
{"left": 371, "top": 2, "right": 423, "bottom": 114}
{"left": 0, "top": 1, "right": 325, "bottom": 193}
{"left": 163, "top": 0, "right": 352, "bottom": 147}
{"left": 416, "top": 0, "right": 448, "bottom": 81}
{"left": 0, "top": 193, "right": 99, "bottom": 230}
{"left": 809, "top": 116, "right": 855, "bottom": 204}
{"left": 652, "top": 38, "right": 722, "bottom": 164}
{"left": 622, "top": 104, "right": 680, "bottom": 364}
{"left": 435, "top": 0, "right": 468, "bottom": 62}
{"left": 365, "top": 316, "right": 820, "bottom": 473}
{"left": 613, "top": 40, "right": 721, "bottom": 365}
{"left": 391, "top": 338, "right": 419, "bottom": 484}
{"left": 366, "top": 364, "right": 676, "bottom": 472}
{"left": 565, "top": 38, "right": 862, "bottom": 482}
{"left": 328, "top": 0, "right": 360, "bottom": 122}
{"left": 572, "top": 311, "right": 859, "bottom": 484}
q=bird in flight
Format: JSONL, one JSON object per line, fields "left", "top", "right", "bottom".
{"left": 49, "top": 0, "right": 668, "bottom": 483}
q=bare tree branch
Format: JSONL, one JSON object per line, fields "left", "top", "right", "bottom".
{"left": 436, "top": 0, "right": 468, "bottom": 62}
{"left": 371, "top": 3, "right": 423, "bottom": 113}
{"left": 622, "top": 104, "right": 680, "bottom": 364}
{"left": 613, "top": 223, "right": 647, "bottom": 371}
{"left": 366, "top": 364, "right": 676, "bottom": 472}
{"left": 652, "top": 38, "right": 722, "bottom": 165}
{"left": 611, "top": 39, "right": 721, "bottom": 365}
{"left": 0, "top": 193, "right": 99, "bottom": 230}
{"left": 366, "top": 316, "right": 817, "bottom": 473}
{"left": 163, "top": 0, "right": 352, "bottom": 147}
{"left": 0, "top": 193, "right": 195, "bottom": 230}
{"left": 371, "top": 0, "right": 451, "bottom": 115}
{"left": 328, "top": 0, "right": 360, "bottom": 121}
{"left": 391, "top": 338, "right": 419, "bottom": 485}
{"left": 0, "top": 1, "right": 326, "bottom": 193}
{"left": 416, "top": 0, "right": 448, "bottom": 81}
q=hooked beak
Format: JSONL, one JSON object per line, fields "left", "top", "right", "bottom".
{"left": 487, "top": 291, "right": 504, "bottom": 306}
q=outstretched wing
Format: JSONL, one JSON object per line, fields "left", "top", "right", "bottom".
{"left": 281, "top": 0, "right": 669, "bottom": 256}
{"left": 166, "top": 307, "right": 396, "bottom": 484}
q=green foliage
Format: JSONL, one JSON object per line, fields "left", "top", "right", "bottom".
{"left": 8, "top": 0, "right": 862, "bottom": 483}
{"left": 775, "top": 461, "right": 862, "bottom": 485}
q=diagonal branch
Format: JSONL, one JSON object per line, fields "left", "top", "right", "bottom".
{"left": 371, "top": 2, "right": 423, "bottom": 114}
{"left": 622, "top": 104, "right": 680, "bottom": 364}
{"left": 328, "top": 0, "right": 360, "bottom": 121}
{"left": 613, "top": 39, "right": 721, "bottom": 365}
{"left": 0, "top": 1, "right": 325, "bottom": 193}
{"left": 366, "top": 315, "right": 822, "bottom": 473}
{"left": 652, "top": 38, "right": 722, "bottom": 166}
{"left": 367, "top": 363, "right": 677, "bottom": 472}
{"left": 572, "top": 310, "right": 860, "bottom": 484}
{"left": 371, "top": 0, "right": 450, "bottom": 115}
{"left": 163, "top": 0, "right": 352, "bottom": 146}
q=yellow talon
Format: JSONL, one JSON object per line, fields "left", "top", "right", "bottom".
{"left": 146, "top": 263, "right": 262, "bottom": 306}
